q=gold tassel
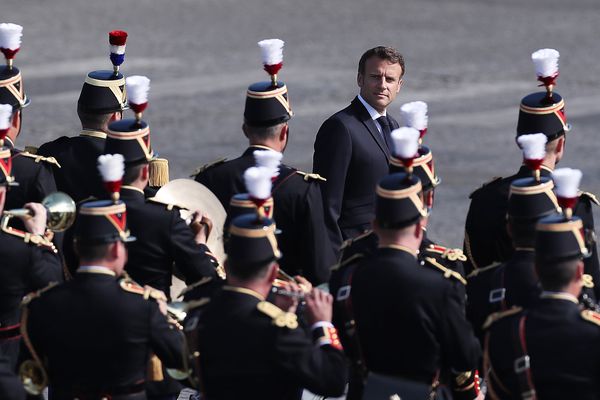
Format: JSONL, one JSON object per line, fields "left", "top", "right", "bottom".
{"left": 147, "top": 354, "right": 164, "bottom": 381}
{"left": 149, "top": 158, "right": 169, "bottom": 188}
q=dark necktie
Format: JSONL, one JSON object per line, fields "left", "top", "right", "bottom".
{"left": 376, "top": 115, "right": 392, "bottom": 152}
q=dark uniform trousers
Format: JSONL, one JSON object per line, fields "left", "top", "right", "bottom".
{"left": 485, "top": 295, "right": 600, "bottom": 399}
{"left": 464, "top": 165, "right": 600, "bottom": 299}
{"left": 194, "top": 286, "right": 347, "bottom": 400}
{"left": 120, "top": 186, "right": 219, "bottom": 299}
{"left": 37, "top": 131, "right": 107, "bottom": 203}
{"left": 195, "top": 146, "right": 335, "bottom": 285}
{"left": 0, "top": 227, "right": 63, "bottom": 371}
{"left": 313, "top": 97, "right": 399, "bottom": 254}
{"left": 466, "top": 250, "right": 540, "bottom": 342}
{"left": 351, "top": 247, "right": 480, "bottom": 393}
{"left": 25, "top": 270, "right": 185, "bottom": 400}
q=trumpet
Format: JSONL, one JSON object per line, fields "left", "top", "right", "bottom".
{"left": 272, "top": 270, "right": 311, "bottom": 299}
{"left": 2, "top": 192, "right": 76, "bottom": 232}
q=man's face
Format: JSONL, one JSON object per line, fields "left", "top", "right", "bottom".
{"left": 357, "top": 57, "right": 404, "bottom": 113}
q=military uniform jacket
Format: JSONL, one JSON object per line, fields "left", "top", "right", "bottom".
{"left": 0, "top": 227, "right": 62, "bottom": 369}
{"left": 37, "top": 131, "right": 106, "bottom": 202}
{"left": 351, "top": 247, "right": 480, "bottom": 384}
{"left": 195, "top": 146, "right": 335, "bottom": 285}
{"left": 0, "top": 355, "right": 25, "bottom": 400}
{"left": 464, "top": 165, "right": 600, "bottom": 300}
{"left": 312, "top": 97, "right": 400, "bottom": 252}
{"left": 5, "top": 139, "right": 57, "bottom": 210}
{"left": 26, "top": 270, "right": 184, "bottom": 398}
{"left": 120, "top": 186, "right": 218, "bottom": 298}
{"left": 485, "top": 295, "right": 600, "bottom": 399}
{"left": 196, "top": 286, "right": 347, "bottom": 400}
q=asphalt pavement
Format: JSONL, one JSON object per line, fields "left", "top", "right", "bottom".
{"left": 4, "top": 0, "right": 600, "bottom": 248}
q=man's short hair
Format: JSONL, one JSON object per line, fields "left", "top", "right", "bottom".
{"left": 244, "top": 122, "right": 284, "bottom": 142}
{"left": 536, "top": 258, "right": 579, "bottom": 292}
{"left": 77, "top": 106, "right": 115, "bottom": 130}
{"left": 358, "top": 46, "right": 405, "bottom": 77}
{"left": 508, "top": 218, "right": 537, "bottom": 248}
{"left": 75, "top": 242, "right": 112, "bottom": 262}
{"left": 226, "top": 260, "right": 272, "bottom": 281}
{"left": 122, "top": 162, "right": 148, "bottom": 185}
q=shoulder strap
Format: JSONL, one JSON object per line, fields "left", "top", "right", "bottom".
{"left": 581, "top": 309, "right": 600, "bottom": 326}
{"left": 423, "top": 257, "right": 467, "bottom": 285}
{"left": 256, "top": 301, "right": 298, "bottom": 329}
{"left": 580, "top": 190, "right": 600, "bottom": 206}
{"left": 296, "top": 170, "right": 327, "bottom": 182}
{"left": 190, "top": 157, "right": 227, "bottom": 177}
{"left": 119, "top": 278, "right": 167, "bottom": 301}
{"left": 271, "top": 166, "right": 298, "bottom": 193}
{"left": 482, "top": 306, "right": 523, "bottom": 330}
{"left": 15, "top": 151, "right": 61, "bottom": 168}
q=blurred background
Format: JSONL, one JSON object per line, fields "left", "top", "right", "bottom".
{"left": 4, "top": 0, "right": 600, "bottom": 247}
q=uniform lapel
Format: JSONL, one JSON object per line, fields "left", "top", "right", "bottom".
{"left": 351, "top": 97, "right": 390, "bottom": 159}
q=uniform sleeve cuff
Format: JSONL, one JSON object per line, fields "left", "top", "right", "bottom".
{"left": 311, "top": 322, "right": 343, "bottom": 351}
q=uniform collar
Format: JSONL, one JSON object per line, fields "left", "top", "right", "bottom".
{"left": 223, "top": 285, "right": 265, "bottom": 301}
{"left": 243, "top": 144, "right": 275, "bottom": 156}
{"left": 121, "top": 185, "right": 146, "bottom": 195}
{"left": 540, "top": 291, "right": 579, "bottom": 304}
{"left": 77, "top": 265, "right": 116, "bottom": 276}
{"left": 357, "top": 94, "right": 386, "bottom": 120}
{"left": 378, "top": 244, "right": 418, "bottom": 258}
{"left": 79, "top": 129, "right": 107, "bottom": 139}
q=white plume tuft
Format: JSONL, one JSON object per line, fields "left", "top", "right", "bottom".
{"left": 258, "top": 39, "right": 284, "bottom": 65}
{"left": 531, "top": 48, "right": 559, "bottom": 78}
{"left": 400, "top": 101, "right": 428, "bottom": 131}
{"left": 552, "top": 168, "right": 582, "bottom": 198}
{"left": 0, "top": 104, "right": 12, "bottom": 130}
{"left": 244, "top": 166, "right": 272, "bottom": 199}
{"left": 125, "top": 75, "right": 151, "bottom": 105}
{"left": 254, "top": 149, "right": 283, "bottom": 177}
{"left": 391, "top": 127, "right": 420, "bottom": 158}
{"left": 517, "top": 133, "right": 547, "bottom": 160}
{"left": 0, "top": 23, "right": 23, "bottom": 50}
{"left": 97, "top": 154, "right": 125, "bottom": 182}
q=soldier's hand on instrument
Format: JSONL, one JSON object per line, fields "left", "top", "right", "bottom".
{"left": 190, "top": 211, "right": 211, "bottom": 245}
{"left": 22, "top": 202, "right": 47, "bottom": 235}
{"left": 294, "top": 275, "right": 312, "bottom": 293}
{"left": 144, "top": 285, "right": 168, "bottom": 316}
{"left": 274, "top": 281, "right": 301, "bottom": 313}
{"left": 305, "top": 288, "right": 333, "bottom": 325}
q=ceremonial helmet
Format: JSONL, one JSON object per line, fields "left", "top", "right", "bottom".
{"left": 77, "top": 31, "right": 129, "bottom": 114}
{"left": 244, "top": 39, "right": 293, "bottom": 128}
{"left": 74, "top": 200, "right": 136, "bottom": 245}
{"left": 0, "top": 23, "right": 30, "bottom": 111}
{"left": 225, "top": 193, "right": 274, "bottom": 229}
{"left": 517, "top": 49, "right": 569, "bottom": 141}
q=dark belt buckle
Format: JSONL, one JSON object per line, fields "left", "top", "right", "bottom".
{"left": 489, "top": 288, "right": 506, "bottom": 303}
{"left": 514, "top": 355, "right": 530, "bottom": 373}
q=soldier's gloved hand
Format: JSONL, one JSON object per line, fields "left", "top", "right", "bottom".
{"left": 274, "top": 281, "right": 301, "bottom": 314}
{"left": 294, "top": 275, "right": 312, "bottom": 293}
{"left": 305, "top": 288, "right": 333, "bottom": 325}
{"left": 190, "top": 211, "right": 211, "bottom": 245}
{"left": 21, "top": 202, "right": 47, "bottom": 235}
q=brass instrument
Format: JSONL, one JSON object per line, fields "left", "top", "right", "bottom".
{"left": 272, "top": 270, "right": 311, "bottom": 299}
{"left": 2, "top": 192, "right": 76, "bottom": 232}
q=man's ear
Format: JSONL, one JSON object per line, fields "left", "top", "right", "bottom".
{"left": 279, "top": 124, "right": 288, "bottom": 142}
{"left": 141, "top": 164, "right": 150, "bottom": 180}
{"left": 108, "top": 242, "right": 120, "bottom": 260}
{"left": 555, "top": 136, "right": 565, "bottom": 154}
{"left": 242, "top": 123, "right": 249, "bottom": 139}
{"left": 267, "top": 262, "right": 279, "bottom": 284}
{"left": 11, "top": 110, "right": 19, "bottom": 128}
{"left": 397, "top": 78, "right": 403, "bottom": 93}
{"left": 357, "top": 73, "right": 364, "bottom": 88}
{"left": 576, "top": 260, "right": 585, "bottom": 281}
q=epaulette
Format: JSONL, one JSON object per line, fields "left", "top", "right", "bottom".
{"left": 580, "top": 309, "right": 600, "bottom": 327}
{"left": 424, "top": 244, "right": 467, "bottom": 262}
{"left": 189, "top": 157, "right": 227, "bottom": 177}
{"left": 119, "top": 278, "right": 167, "bottom": 301}
{"left": 466, "top": 262, "right": 502, "bottom": 279}
{"left": 482, "top": 306, "right": 522, "bottom": 330}
{"left": 178, "top": 277, "right": 213, "bottom": 298}
{"left": 186, "top": 297, "right": 210, "bottom": 311}
{"left": 1, "top": 226, "right": 57, "bottom": 253}
{"left": 583, "top": 274, "right": 595, "bottom": 289}
{"left": 423, "top": 257, "right": 467, "bottom": 285}
{"left": 469, "top": 176, "right": 502, "bottom": 198}
{"left": 296, "top": 171, "right": 326, "bottom": 182}
{"left": 147, "top": 197, "right": 185, "bottom": 211}
{"left": 579, "top": 191, "right": 600, "bottom": 206}
{"left": 256, "top": 301, "right": 298, "bottom": 329}
{"left": 21, "top": 281, "right": 59, "bottom": 306}
{"left": 16, "top": 152, "right": 61, "bottom": 168}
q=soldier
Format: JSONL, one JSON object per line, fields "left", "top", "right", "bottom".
{"left": 194, "top": 39, "right": 334, "bottom": 285}
{"left": 484, "top": 171, "right": 600, "bottom": 399}
{"left": 189, "top": 207, "right": 347, "bottom": 399}
{"left": 0, "top": 23, "right": 58, "bottom": 211}
{"left": 103, "top": 76, "right": 219, "bottom": 300}
{"left": 21, "top": 199, "right": 185, "bottom": 399}
{"left": 466, "top": 163, "right": 559, "bottom": 341}
{"left": 0, "top": 146, "right": 63, "bottom": 371}
{"left": 463, "top": 48, "right": 600, "bottom": 300}
{"left": 37, "top": 31, "right": 129, "bottom": 203}
{"left": 351, "top": 166, "right": 481, "bottom": 399}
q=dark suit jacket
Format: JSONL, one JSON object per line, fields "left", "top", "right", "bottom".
{"left": 313, "top": 97, "right": 398, "bottom": 253}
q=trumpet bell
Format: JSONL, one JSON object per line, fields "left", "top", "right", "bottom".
{"left": 43, "top": 192, "right": 76, "bottom": 232}
{"left": 19, "top": 359, "right": 48, "bottom": 395}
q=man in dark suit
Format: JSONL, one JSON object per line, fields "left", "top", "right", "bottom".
{"left": 313, "top": 46, "right": 405, "bottom": 253}
{"left": 484, "top": 208, "right": 600, "bottom": 399}
{"left": 351, "top": 171, "right": 481, "bottom": 399}
{"left": 22, "top": 199, "right": 185, "bottom": 399}
{"left": 194, "top": 72, "right": 334, "bottom": 285}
